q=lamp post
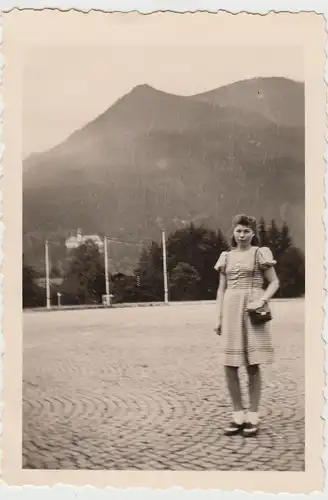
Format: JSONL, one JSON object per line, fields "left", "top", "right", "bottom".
{"left": 104, "top": 236, "right": 111, "bottom": 306}
{"left": 161, "top": 229, "right": 169, "bottom": 304}
{"left": 45, "top": 239, "right": 51, "bottom": 309}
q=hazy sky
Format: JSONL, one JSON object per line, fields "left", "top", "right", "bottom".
{"left": 23, "top": 45, "right": 304, "bottom": 159}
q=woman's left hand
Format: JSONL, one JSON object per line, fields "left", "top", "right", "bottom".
{"left": 247, "top": 300, "right": 265, "bottom": 311}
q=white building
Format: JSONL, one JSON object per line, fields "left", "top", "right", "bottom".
{"left": 65, "top": 229, "right": 104, "bottom": 252}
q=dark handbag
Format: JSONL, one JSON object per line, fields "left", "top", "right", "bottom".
{"left": 247, "top": 248, "right": 272, "bottom": 325}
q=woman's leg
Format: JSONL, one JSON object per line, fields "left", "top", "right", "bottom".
{"left": 224, "top": 365, "right": 245, "bottom": 434}
{"left": 246, "top": 363, "right": 261, "bottom": 412}
{"left": 243, "top": 364, "right": 261, "bottom": 435}
{"left": 224, "top": 365, "right": 243, "bottom": 411}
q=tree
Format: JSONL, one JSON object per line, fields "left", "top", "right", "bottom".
{"left": 267, "top": 219, "right": 280, "bottom": 258}
{"left": 50, "top": 263, "right": 61, "bottom": 278}
{"left": 258, "top": 217, "right": 269, "bottom": 247}
{"left": 166, "top": 224, "right": 228, "bottom": 299}
{"left": 134, "top": 242, "right": 164, "bottom": 301}
{"left": 169, "top": 262, "right": 201, "bottom": 301}
{"left": 22, "top": 256, "right": 44, "bottom": 308}
{"left": 62, "top": 240, "right": 106, "bottom": 304}
{"left": 133, "top": 223, "right": 228, "bottom": 302}
{"left": 277, "top": 246, "right": 305, "bottom": 297}
{"left": 279, "top": 221, "right": 292, "bottom": 254}
{"left": 267, "top": 219, "right": 292, "bottom": 261}
{"left": 111, "top": 273, "right": 139, "bottom": 303}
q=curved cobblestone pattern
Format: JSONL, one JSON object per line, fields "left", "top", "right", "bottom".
{"left": 23, "top": 300, "right": 304, "bottom": 471}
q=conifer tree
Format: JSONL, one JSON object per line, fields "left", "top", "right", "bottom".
{"left": 279, "top": 221, "right": 292, "bottom": 254}
{"left": 267, "top": 219, "right": 280, "bottom": 258}
{"left": 258, "top": 217, "right": 269, "bottom": 247}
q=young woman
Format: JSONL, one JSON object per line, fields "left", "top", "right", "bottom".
{"left": 214, "top": 214, "right": 280, "bottom": 437}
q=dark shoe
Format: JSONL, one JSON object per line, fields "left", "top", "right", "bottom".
{"left": 242, "top": 422, "right": 259, "bottom": 437}
{"left": 224, "top": 421, "right": 244, "bottom": 436}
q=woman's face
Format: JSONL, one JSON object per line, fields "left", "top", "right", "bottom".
{"left": 233, "top": 224, "right": 254, "bottom": 247}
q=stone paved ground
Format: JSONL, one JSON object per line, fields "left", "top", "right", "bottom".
{"left": 23, "top": 300, "right": 304, "bottom": 471}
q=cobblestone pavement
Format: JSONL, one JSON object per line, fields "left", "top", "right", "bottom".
{"left": 23, "top": 300, "right": 304, "bottom": 471}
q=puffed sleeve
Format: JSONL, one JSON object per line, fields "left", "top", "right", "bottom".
{"left": 214, "top": 251, "right": 228, "bottom": 274}
{"left": 257, "top": 247, "right": 277, "bottom": 269}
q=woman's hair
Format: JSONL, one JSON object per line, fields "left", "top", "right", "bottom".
{"left": 230, "top": 213, "right": 259, "bottom": 247}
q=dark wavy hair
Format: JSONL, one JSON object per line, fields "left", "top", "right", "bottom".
{"left": 230, "top": 214, "right": 259, "bottom": 248}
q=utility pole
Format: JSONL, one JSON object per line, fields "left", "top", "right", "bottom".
{"left": 45, "top": 239, "right": 51, "bottom": 309}
{"left": 104, "top": 236, "right": 110, "bottom": 305}
{"left": 161, "top": 229, "right": 169, "bottom": 304}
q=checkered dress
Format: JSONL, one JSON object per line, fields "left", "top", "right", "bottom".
{"left": 214, "top": 246, "right": 276, "bottom": 367}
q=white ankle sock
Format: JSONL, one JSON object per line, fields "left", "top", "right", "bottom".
{"left": 233, "top": 410, "right": 245, "bottom": 425}
{"left": 247, "top": 411, "right": 259, "bottom": 425}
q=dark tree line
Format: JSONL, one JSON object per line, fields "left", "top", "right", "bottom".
{"left": 23, "top": 219, "right": 305, "bottom": 308}
{"left": 257, "top": 217, "right": 305, "bottom": 297}
{"left": 134, "top": 225, "right": 229, "bottom": 302}
{"left": 23, "top": 256, "right": 43, "bottom": 308}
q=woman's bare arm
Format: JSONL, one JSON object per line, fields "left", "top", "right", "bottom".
{"left": 261, "top": 267, "right": 280, "bottom": 302}
{"left": 216, "top": 272, "right": 227, "bottom": 324}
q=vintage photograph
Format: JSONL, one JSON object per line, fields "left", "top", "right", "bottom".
{"left": 2, "top": 9, "right": 325, "bottom": 492}
{"left": 22, "top": 42, "right": 305, "bottom": 471}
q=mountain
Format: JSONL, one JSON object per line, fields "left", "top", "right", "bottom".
{"left": 23, "top": 77, "right": 304, "bottom": 273}
{"left": 190, "top": 77, "right": 304, "bottom": 127}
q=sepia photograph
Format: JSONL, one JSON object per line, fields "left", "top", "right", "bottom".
{"left": 22, "top": 43, "right": 305, "bottom": 470}
{"left": 1, "top": 9, "right": 325, "bottom": 492}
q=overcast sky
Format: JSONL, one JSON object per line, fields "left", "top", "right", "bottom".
{"left": 23, "top": 45, "right": 304, "bottom": 159}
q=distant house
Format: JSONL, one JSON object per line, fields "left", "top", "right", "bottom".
{"left": 65, "top": 229, "right": 104, "bottom": 253}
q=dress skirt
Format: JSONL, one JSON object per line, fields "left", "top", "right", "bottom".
{"left": 221, "top": 286, "right": 274, "bottom": 367}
